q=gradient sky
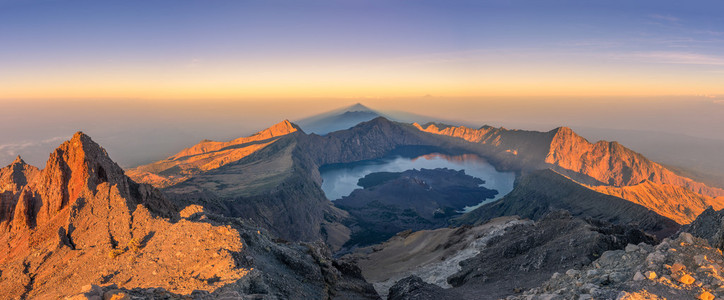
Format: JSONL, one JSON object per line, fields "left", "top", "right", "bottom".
{"left": 2, "top": 0, "right": 724, "bottom": 175}
{"left": 2, "top": 0, "right": 724, "bottom": 99}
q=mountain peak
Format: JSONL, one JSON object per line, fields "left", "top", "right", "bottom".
{"left": 1, "top": 155, "right": 40, "bottom": 195}
{"left": 347, "top": 103, "right": 372, "bottom": 112}
{"left": 42, "top": 132, "right": 126, "bottom": 203}
{"left": 259, "top": 119, "right": 300, "bottom": 137}
{"left": 11, "top": 155, "right": 25, "bottom": 165}
{"left": 365, "top": 116, "right": 394, "bottom": 125}
{"left": 65, "top": 131, "right": 105, "bottom": 154}
{"left": 552, "top": 126, "right": 574, "bottom": 135}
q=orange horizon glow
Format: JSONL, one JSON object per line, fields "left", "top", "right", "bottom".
{"left": 3, "top": 73, "right": 723, "bottom": 100}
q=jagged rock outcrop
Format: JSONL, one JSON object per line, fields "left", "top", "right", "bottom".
{"left": 0, "top": 132, "right": 243, "bottom": 298}
{"left": 8, "top": 132, "right": 176, "bottom": 235}
{"left": 415, "top": 123, "right": 724, "bottom": 198}
{"left": 0, "top": 156, "right": 39, "bottom": 194}
{"left": 454, "top": 169, "right": 680, "bottom": 239}
{"left": 682, "top": 206, "right": 724, "bottom": 251}
{"left": 0, "top": 132, "right": 380, "bottom": 299}
{"left": 0, "top": 156, "right": 40, "bottom": 232}
{"left": 388, "top": 276, "right": 460, "bottom": 300}
{"left": 508, "top": 233, "right": 724, "bottom": 299}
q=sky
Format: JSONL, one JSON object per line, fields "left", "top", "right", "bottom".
{"left": 1, "top": 0, "right": 724, "bottom": 172}
{"left": 2, "top": 0, "right": 724, "bottom": 99}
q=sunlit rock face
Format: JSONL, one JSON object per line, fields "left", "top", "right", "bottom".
{"left": 0, "top": 133, "right": 248, "bottom": 298}
{"left": 0, "top": 156, "right": 40, "bottom": 232}
{"left": 592, "top": 181, "right": 724, "bottom": 224}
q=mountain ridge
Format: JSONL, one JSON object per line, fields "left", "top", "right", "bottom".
{"left": 126, "top": 120, "right": 300, "bottom": 188}
{"left": 129, "top": 116, "right": 723, "bottom": 249}
{"left": 415, "top": 122, "right": 724, "bottom": 198}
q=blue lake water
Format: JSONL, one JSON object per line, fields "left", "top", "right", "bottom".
{"left": 320, "top": 153, "right": 516, "bottom": 211}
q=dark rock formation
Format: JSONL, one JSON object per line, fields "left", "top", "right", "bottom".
{"left": 682, "top": 206, "right": 724, "bottom": 251}
{"left": 441, "top": 211, "right": 655, "bottom": 299}
{"left": 388, "top": 276, "right": 461, "bottom": 300}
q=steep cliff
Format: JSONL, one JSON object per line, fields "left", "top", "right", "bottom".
{"left": 0, "top": 132, "right": 244, "bottom": 298}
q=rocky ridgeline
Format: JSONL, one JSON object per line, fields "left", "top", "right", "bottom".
{"left": 508, "top": 232, "right": 723, "bottom": 300}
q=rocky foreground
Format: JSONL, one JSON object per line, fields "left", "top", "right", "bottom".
{"left": 381, "top": 208, "right": 724, "bottom": 300}
{"left": 508, "top": 232, "right": 723, "bottom": 300}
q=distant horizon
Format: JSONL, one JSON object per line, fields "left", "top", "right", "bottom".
{"left": 2, "top": 0, "right": 724, "bottom": 99}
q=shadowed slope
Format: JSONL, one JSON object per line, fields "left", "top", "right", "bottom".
{"left": 128, "top": 120, "right": 353, "bottom": 246}
{"left": 455, "top": 169, "right": 680, "bottom": 238}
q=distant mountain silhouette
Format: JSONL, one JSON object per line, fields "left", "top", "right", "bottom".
{"left": 296, "top": 103, "right": 473, "bottom": 135}
{"left": 296, "top": 103, "right": 383, "bottom": 135}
